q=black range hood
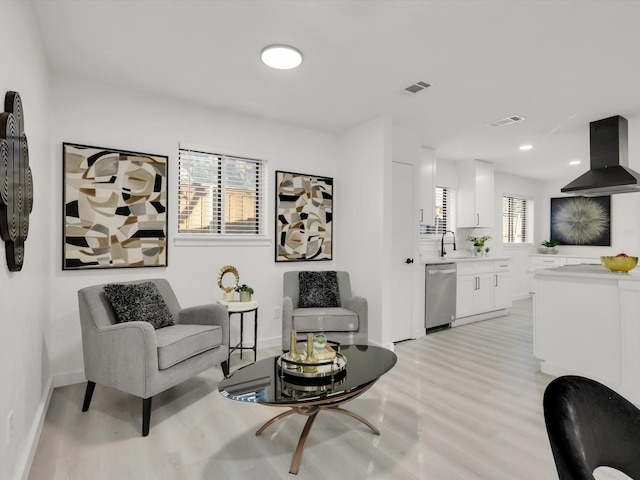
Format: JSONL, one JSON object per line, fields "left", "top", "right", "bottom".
{"left": 561, "top": 115, "right": 640, "bottom": 196}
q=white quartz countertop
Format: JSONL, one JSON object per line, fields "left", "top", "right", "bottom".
{"left": 534, "top": 264, "right": 640, "bottom": 281}
{"left": 421, "top": 255, "right": 511, "bottom": 265}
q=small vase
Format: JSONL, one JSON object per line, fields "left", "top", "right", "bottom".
{"left": 474, "top": 248, "right": 482, "bottom": 256}
{"left": 289, "top": 330, "right": 301, "bottom": 362}
{"left": 239, "top": 291, "right": 251, "bottom": 302}
{"left": 303, "top": 332, "right": 317, "bottom": 373}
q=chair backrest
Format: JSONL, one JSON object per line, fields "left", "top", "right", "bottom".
{"left": 543, "top": 375, "right": 640, "bottom": 479}
{"left": 78, "top": 278, "right": 181, "bottom": 330}
{"left": 283, "top": 271, "right": 352, "bottom": 308}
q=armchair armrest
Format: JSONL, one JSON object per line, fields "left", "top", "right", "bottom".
{"left": 177, "top": 304, "right": 230, "bottom": 347}
{"left": 84, "top": 321, "right": 158, "bottom": 398}
{"left": 343, "top": 296, "right": 368, "bottom": 336}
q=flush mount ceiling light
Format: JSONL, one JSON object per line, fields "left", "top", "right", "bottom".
{"left": 260, "top": 45, "right": 303, "bottom": 70}
{"left": 569, "top": 160, "right": 582, "bottom": 165}
{"left": 519, "top": 144, "right": 533, "bottom": 151}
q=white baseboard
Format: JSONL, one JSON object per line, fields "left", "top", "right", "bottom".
{"left": 18, "top": 376, "right": 53, "bottom": 480}
{"left": 452, "top": 309, "right": 508, "bottom": 327}
{"left": 53, "top": 370, "right": 85, "bottom": 388}
{"left": 513, "top": 293, "right": 532, "bottom": 301}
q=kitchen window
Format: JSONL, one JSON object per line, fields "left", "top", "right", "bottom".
{"left": 503, "top": 194, "right": 532, "bottom": 244}
{"left": 420, "top": 187, "right": 453, "bottom": 236}
{"left": 178, "top": 147, "right": 265, "bottom": 238}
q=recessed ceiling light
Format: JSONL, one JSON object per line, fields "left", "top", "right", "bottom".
{"left": 260, "top": 45, "right": 303, "bottom": 70}
{"left": 519, "top": 144, "right": 533, "bottom": 151}
{"left": 569, "top": 160, "right": 581, "bottom": 166}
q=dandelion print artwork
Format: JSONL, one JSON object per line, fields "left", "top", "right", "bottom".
{"left": 550, "top": 196, "right": 611, "bottom": 246}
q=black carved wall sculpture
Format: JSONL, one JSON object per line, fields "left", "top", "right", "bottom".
{"left": 0, "top": 91, "right": 33, "bottom": 271}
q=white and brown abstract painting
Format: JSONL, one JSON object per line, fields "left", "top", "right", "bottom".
{"left": 63, "top": 143, "right": 168, "bottom": 269}
{"left": 275, "top": 170, "right": 333, "bottom": 262}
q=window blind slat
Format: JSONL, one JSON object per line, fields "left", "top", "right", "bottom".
{"left": 178, "top": 149, "right": 264, "bottom": 235}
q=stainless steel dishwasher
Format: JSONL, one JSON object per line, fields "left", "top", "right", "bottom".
{"left": 425, "top": 263, "right": 457, "bottom": 332}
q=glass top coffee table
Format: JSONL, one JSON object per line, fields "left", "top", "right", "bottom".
{"left": 218, "top": 344, "right": 397, "bottom": 474}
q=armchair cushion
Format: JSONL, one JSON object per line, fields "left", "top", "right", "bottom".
{"left": 298, "top": 271, "right": 341, "bottom": 308}
{"left": 155, "top": 324, "right": 223, "bottom": 370}
{"left": 104, "top": 282, "right": 174, "bottom": 329}
{"left": 292, "top": 307, "right": 359, "bottom": 333}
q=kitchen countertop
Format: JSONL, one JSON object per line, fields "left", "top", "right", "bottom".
{"left": 534, "top": 264, "right": 640, "bottom": 281}
{"left": 421, "top": 255, "right": 511, "bottom": 265}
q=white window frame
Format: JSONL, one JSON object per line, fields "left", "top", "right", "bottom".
{"left": 502, "top": 193, "right": 533, "bottom": 246}
{"left": 175, "top": 144, "right": 269, "bottom": 247}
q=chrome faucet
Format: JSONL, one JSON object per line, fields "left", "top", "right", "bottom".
{"left": 441, "top": 230, "right": 456, "bottom": 257}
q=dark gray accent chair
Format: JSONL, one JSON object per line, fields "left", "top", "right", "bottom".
{"left": 543, "top": 375, "right": 640, "bottom": 479}
{"left": 282, "top": 271, "right": 368, "bottom": 351}
{"left": 78, "top": 278, "right": 230, "bottom": 436}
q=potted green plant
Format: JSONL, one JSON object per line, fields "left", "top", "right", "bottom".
{"left": 467, "top": 235, "right": 491, "bottom": 256}
{"left": 541, "top": 240, "right": 559, "bottom": 254}
{"left": 235, "top": 284, "right": 254, "bottom": 302}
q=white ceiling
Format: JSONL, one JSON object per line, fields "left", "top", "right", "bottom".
{"left": 31, "top": 0, "right": 640, "bottom": 181}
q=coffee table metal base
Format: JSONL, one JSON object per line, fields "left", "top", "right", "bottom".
{"left": 255, "top": 381, "right": 379, "bottom": 475}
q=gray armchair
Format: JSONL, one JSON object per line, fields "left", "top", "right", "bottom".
{"left": 282, "top": 271, "right": 368, "bottom": 351}
{"left": 78, "top": 278, "right": 229, "bottom": 436}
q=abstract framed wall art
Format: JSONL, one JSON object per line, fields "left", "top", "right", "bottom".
{"left": 63, "top": 143, "right": 168, "bottom": 269}
{"left": 550, "top": 195, "right": 611, "bottom": 246}
{"left": 275, "top": 170, "right": 333, "bottom": 262}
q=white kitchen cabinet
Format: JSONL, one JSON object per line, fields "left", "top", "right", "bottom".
{"left": 527, "top": 255, "right": 598, "bottom": 294}
{"left": 456, "top": 159, "right": 494, "bottom": 228}
{"left": 493, "top": 261, "right": 512, "bottom": 310}
{"left": 456, "top": 260, "right": 512, "bottom": 319}
{"left": 419, "top": 147, "right": 435, "bottom": 226}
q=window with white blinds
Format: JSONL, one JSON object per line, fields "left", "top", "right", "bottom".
{"left": 420, "top": 186, "right": 449, "bottom": 235}
{"left": 503, "top": 195, "right": 531, "bottom": 243}
{"left": 178, "top": 149, "right": 264, "bottom": 235}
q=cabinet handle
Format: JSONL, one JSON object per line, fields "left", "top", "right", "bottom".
{"left": 420, "top": 208, "right": 424, "bottom": 223}
{"left": 476, "top": 213, "right": 479, "bottom": 226}
{"left": 494, "top": 274, "right": 498, "bottom": 287}
{"left": 475, "top": 276, "right": 479, "bottom": 290}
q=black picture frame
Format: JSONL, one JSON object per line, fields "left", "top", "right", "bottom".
{"left": 62, "top": 142, "right": 168, "bottom": 269}
{"left": 550, "top": 196, "right": 611, "bottom": 246}
{"left": 275, "top": 170, "right": 333, "bottom": 262}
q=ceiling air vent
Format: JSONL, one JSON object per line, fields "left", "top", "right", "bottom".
{"left": 487, "top": 115, "right": 526, "bottom": 127}
{"left": 402, "top": 81, "right": 431, "bottom": 95}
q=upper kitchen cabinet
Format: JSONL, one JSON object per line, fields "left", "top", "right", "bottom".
{"left": 419, "top": 147, "right": 435, "bottom": 226}
{"left": 456, "top": 159, "right": 494, "bottom": 228}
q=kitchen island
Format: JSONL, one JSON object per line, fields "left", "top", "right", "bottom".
{"left": 533, "top": 264, "right": 640, "bottom": 403}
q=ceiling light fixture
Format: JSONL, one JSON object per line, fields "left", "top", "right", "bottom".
{"left": 519, "top": 144, "right": 533, "bottom": 151}
{"left": 569, "top": 160, "right": 582, "bottom": 166}
{"left": 260, "top": 45, "right": 303, "bottom": 70}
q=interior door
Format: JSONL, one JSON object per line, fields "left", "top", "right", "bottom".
{"left": 391, "top": 161, "right": 414, "bottom": 342}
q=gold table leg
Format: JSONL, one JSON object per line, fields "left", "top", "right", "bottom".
{"left": 255, "top": 383, "right": 379, "bottom": 475}
{"left": 325, "top": 406, "right": 380, "bottom": 435}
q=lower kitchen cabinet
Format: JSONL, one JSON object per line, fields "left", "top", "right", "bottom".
{"left": 493, "top": 261, "right": 512, "bottom": 310}
{"left": 456, "top": 260, "right": 512, "bottom": 320}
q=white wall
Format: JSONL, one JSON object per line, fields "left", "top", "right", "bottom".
{"left": 0, "top": 3, "right": 52, "bottom": 480}
{"left": 337, "top": 117, "right": 390, "bottom": 346}
{"left": 47, "top": 76, "right": 344, "bottom": 385}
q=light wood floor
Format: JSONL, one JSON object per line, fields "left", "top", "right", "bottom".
{"left": 29, "top": 299, "right": 561, "bottom": 479}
